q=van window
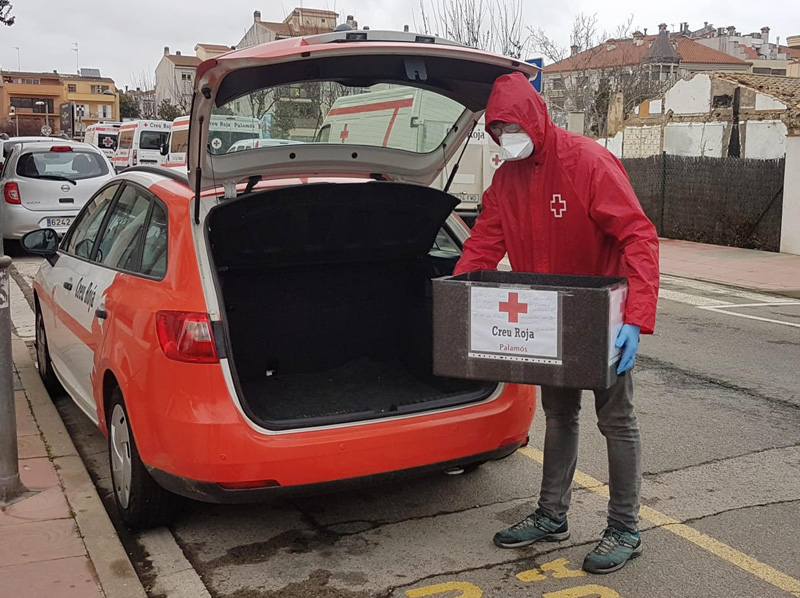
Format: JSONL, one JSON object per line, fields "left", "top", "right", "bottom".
{"left": 140, "top": 131, "right": 169, "bottom": 151}
{"left": 216, "top": 82, "right": 466, "bottom": 155}
{"left": 118, "top": 130, "right": 134, "bottom": 150}
{"left": 170, "top": 129, "right": 188, "bottom": 153}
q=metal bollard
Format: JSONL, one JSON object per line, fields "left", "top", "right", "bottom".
{"left": 0, "top": 254, "right": 26, "bottom": 503}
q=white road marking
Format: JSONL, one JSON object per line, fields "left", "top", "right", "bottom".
{"left": 660, "top": 275, "right": 789, "bottom": 303}
{"left": 700, "top": 306, "right": 800, "bottom": 329}
{"left": 658, "top": 288, "right": 733, "bottom": 307}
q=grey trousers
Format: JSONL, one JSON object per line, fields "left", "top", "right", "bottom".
{"left": 537, "top": 373, "right": 642, "bottom": 532}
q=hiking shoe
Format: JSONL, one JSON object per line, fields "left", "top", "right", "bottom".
{"left": 493, "top": 509, "right": 570, "bottom": 548}
{"left": 582, "top": 526, "right": 643, "bottom": 574}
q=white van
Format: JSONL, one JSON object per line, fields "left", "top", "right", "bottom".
{"left": 163, "top": 115, "right": 263, "bottom": 169}
{"left": 111, "top": 120, "right": 171, "bottom": 172}
{"left": 84, "top": 122, "right": 121, "bottom": 159}
{"left": 317, "top": 87, "right": 500, "bottom": 225}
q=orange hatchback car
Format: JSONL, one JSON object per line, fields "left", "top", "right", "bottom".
{"left": 23, "top": 29, "right": 537, "bottom": 528}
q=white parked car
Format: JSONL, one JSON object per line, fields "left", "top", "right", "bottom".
{"left": 1, "top": 140, "right": 114, "bottom": 243}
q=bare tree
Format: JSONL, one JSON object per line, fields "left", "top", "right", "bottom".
{"left": 531, "top": 13, "right": 664, "bottom": 136}
{"left": 128, "top": 71, "right": 158, "bottom": 120}
{"left": 415, "top": 0, "right": 531, "bottom": 58}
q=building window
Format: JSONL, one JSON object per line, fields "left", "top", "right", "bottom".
{"left": 68, "top": 84, "right": 77, "bottom": 92}
{"left": 181, "top": 73, "right": 192, "bottom": 81}
{"left": 24, "top": 78, "right": 41, "bottom": 85}
{"left": 771, "top": 69, "right": 787, "bottom": 76}
{"left": 752, "top": 67, "right": 771, "bottom": 74}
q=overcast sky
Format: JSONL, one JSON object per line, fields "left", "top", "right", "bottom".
{"left": 1, "top": 0, "right": 798, "bottom": 89}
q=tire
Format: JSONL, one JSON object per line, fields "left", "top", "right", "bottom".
{"left": 35, "top": 308, "right": 63, "bottom": 396}
{"left": 107, "top": 387, "right": 181, "bottom": 529}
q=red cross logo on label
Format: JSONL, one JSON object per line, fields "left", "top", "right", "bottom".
{"left": 211, "top": 138, "right": 223, "bottom": 150}
{"left": 490, "top": 153, "right": 503, "bottom": 168}
{"left": 340, "top": 124, "right": 350, "bottom": 143}
{"left": 551, "top": 194, "right": 566, "bottom": 218}
{"left": 102, "top": 137, "right": 114, "bottom": 148}
{"left": 499, "top": 292, "right": 528, "bottom": 323}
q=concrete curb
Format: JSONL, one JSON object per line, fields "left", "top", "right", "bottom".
{"left": 12, "top": 336, "right": 148, "bottom": 598}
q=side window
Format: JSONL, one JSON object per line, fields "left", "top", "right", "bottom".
{"left": 94, "top": 185, "right": 151, "bottom": 270}
{"left": 66, "top": 184, "right": 120, "bottom": 258}
{"left": 140, "top": 202, "right": 168, "bottom": 278}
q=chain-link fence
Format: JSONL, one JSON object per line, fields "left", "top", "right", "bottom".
{"left": 623, "top": 154, "right": 785, "bottom": 252}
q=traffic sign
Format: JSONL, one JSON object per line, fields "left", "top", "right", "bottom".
{"left": 526, "top": 58, "right": 544, "bottom": 93}
{"left": 41, "top": 125, "right": 52, "bottom": 137}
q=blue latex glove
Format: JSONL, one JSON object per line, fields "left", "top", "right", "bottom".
{"left": 615, "top": 324, "right": 641, "bottom": 375}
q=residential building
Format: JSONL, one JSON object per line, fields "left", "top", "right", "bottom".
{"left": 542, "top": 24, "right": 750, "bottom": 134}
{"left": 195, "top": 43, "right": 234, "bottom": 61}
{"left": 0, "top": 69, "right": 65, "bottom": 136}
{"left": 692, "top": 25, "right": 800, "bottom": 77}
{"left": 62, "top": 69, "right": 120, "bottom": 138}
{"left": 237, "top": 8, "right": 346, "bottom": 49}
{"left": 125, "top": 87, "right": 157, "bottom": 120}
{"left": 598, "top": 72, "right": 800, "bottom": 159}
{"left": 154, "top": 47, "right": 202, "bottom": 113}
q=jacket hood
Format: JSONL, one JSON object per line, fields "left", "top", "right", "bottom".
{"left": 485, "top": 72, "right": 553, "bottom": 161}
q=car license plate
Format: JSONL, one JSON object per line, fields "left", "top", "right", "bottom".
{"left": 459, "top": 194, "right": 480, "bottom": 203}
{"left": 45, "top": 217, "right": 74, "bottom": 228}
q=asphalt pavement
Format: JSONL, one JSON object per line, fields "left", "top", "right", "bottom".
{"left": 9, "top": 256, "right": 800, "bottom": 598}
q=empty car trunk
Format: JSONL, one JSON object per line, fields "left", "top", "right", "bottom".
{"left": 207, "top": 182, "right": 496, "bottom": 429}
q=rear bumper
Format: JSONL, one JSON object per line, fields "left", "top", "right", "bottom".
{"left": 122, "top": 357, "right": 536, "bottom": 495}
{"left": 2, "top": 204, "right": 77, "bottom": 239}
{"left": 146, "top": 440, "right": 525, "bottom": 503}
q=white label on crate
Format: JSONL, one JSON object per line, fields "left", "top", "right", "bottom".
{"left": 608, "top": 286, "right": 628, "bottom": 365}
{"left": 469, "top": 287, "right": 561, "bottom": 364}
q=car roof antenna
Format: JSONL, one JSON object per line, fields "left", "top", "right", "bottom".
{"left": 443, "top": 119, "right": 478, "bottom": 195}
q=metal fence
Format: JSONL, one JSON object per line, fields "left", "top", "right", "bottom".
{"left": 623, "top": 154, "right": 785, "bottom": 252}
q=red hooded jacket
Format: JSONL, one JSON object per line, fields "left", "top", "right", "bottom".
{"left": 455, "top": 73, "right": 659, "bottom": 333}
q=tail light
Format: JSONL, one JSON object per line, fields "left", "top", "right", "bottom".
{"left": 49, "top": 146, "right": 73, "bottom": 152}
{"left": 132, "top": 149, "right": 138, "bottom": 165}
{"left": 156, "top": 311, "right": 219, "bottom": 363}
{"left": 3, "top": 182, "right": 21, "bottom": 204}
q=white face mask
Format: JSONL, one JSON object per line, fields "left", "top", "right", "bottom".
{"left": 499, "top": 132, "right": 534, "bottom": 161}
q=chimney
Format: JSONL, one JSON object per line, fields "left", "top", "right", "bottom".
{"left": 176, "top": 50, "right": 181, "bottom": 56}
{"left": 633, "top": 31, "right": 644, "bottom": 46}
{"left": 761, "top": 26, "right": 770, "bottom": 45}
{"left": 404, "top": 25, "right": 409, "bottom": 32}
{"left": 658, "top": 23, "right": 667, "bottom": 33}
{"left": 164, "top": 46, "right": 170, "bottom": 55}
{"left": 727, "top": 26, "right": 736, "bottom": 36}
{"left": 570, "top": 44, "right": 579, "bottom": 55}
{"left": 346, "top": 15, "right": 358, "bottom": 29}
{"left": 254, "top": 10, "right": 261, "bottom": 22}
{"left": 643, "top": 28, "right": 647, "bottom": 35}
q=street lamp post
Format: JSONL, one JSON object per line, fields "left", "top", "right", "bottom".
{"left": 8, "top": 107, "right": 19, "bottom": 137}
{"left": 34, "top": 101, "right": 50, "bottom": 134}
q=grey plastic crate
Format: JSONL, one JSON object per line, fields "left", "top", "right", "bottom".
{"left": 433, "top": 271, "right": 629, "bottom": 389}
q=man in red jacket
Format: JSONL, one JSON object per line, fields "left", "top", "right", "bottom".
{"left": 455, "top": 72, "right": 659, "bottom": 574}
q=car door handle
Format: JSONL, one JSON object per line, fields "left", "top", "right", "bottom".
{"left": 95, "top": 308, "right": 108, "bottom": 320}
{"left": 63, "top": 281, "right": 73, "bottom": 291}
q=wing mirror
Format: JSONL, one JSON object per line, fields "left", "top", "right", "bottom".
{"left": 160, "top": 143, "right": 169, "bottom": 157}
{"left": 21, "top": 229, "right": 59, "bottom": 265}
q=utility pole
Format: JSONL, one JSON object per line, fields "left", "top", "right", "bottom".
{"left": 0, "top": 254, "right": 25, "bottom": 504}
{"left": 12, "top": 46, "right": 20, "bottom": 70}
{"left": 72, "top": 42, "right": 79, "bottom": 73}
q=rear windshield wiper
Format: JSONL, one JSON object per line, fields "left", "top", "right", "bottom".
{"left": 36, "top": 175, "right": 78, "bottom": 185}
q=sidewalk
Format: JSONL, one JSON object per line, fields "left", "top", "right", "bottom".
{"left": 0, "top": 335, "right": 146, "bottom": 598}
{"left": 659, "top": 238, "right": 800, "bottom": 297}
